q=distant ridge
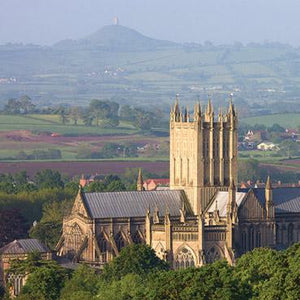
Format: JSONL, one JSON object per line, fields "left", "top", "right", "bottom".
{"left": 54, "top": 25, "right": 178, "bottom": 51}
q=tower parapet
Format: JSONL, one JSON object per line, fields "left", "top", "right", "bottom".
{"left": 170, "top": 97, "right": 238, "bottom": 214}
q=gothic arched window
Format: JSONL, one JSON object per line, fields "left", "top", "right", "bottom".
{"left": 174, "top": 246, "right": 196, "bottom": 269}
{"left": 69, "top": 223, "right": 83, "bottom": 255}
{"left": 155, "top": 243, "right": 166, "bottom": 260}
{"left": 241, "top": 231, "right": 247, "bottom": 252}
{"left": 288, "top": 223, "right": 294, "bottom": 245}
{"left": 97, "top": 232, "right": 108, "bottom": 263}
{"left": 206, "top": 246, "right": 222, "bottom": 263}
{"left": 276, "top": 224, "right": 280, "bottom": 243}
{"left": 256, "top": 231, "right": 261, "bottom": 248}
{"left": 249, "top": 226, "right": 255, "bottom": 250}
{"left": 115, "top": 232, "right": 126, "bottom": 252}
{"left": 132, "top": 231, "right": 144, "bottom": 244}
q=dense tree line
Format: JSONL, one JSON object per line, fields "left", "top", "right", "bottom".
{"left": 238, "top": 158, "right": 300, "bottom": 183}
{"left": 4, "top": 242, "right": 300, "bottom": 300}
{"left": 0, "top": 168, "right": 162, "bottom": 250}
{"left": 1, "top": 96, "right": 163, "bottom": 131}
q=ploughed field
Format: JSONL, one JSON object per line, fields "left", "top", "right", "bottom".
{"left": 0, "top": 161, "right": 169, "bottom": 178}
{"left": 0, "top": 114, "right": 169, "bottom": 161}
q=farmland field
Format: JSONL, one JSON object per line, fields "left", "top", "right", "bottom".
{"left": 0, "top": 161, "right": 169, "bottom": 178}
{"left": 0, "top": 114, "right": 169, "bottom": 161}
{"left": 241, "top": 113, "right": 300, "bottom": 128}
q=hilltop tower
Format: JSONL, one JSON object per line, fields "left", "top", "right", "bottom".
{"left": 169, "top": 97, "right": 238, "bottom": 214}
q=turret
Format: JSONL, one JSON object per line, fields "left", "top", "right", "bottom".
{"left": 145, "top": 206, "right": 151, "bottom": 245}
{"left": 265, "top": 176, "right": 274, "bottom": 219}
{"left": 136, "top": 168, "right": 144, "bottom": 191}
{"left": 205, "top": 98, "right": 214, "bottom": 122}
{"left": 227, "top": 180, "right": 237, "bottom": 223}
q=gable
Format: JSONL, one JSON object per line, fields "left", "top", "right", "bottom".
{"left": 238, "top": 190, "right": 265, "bottom": 220}
{"left": 206, "top": 191, "right": 247, "bottom": 217}
{"left": 71, "top": 191, "right": 90, "bottom": 218}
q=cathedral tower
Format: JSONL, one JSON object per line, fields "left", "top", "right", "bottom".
{"left": 169, "top": 97, "right": 238, "bottom": 214}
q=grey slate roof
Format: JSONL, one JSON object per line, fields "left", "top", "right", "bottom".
{"left": 0, "top": 239, "right": 50, "bottom": 255}
{"left": 240, "top": 187, "right": 300, "bottom": 214}
{"left": 82, "top": 190, "right": 191, "bottom": 219}
{"left": 206, "top": 191, "right": 248, "bottom": 217}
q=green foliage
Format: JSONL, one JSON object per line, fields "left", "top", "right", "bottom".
{"left": 279, "top": 140, "right": 300, "bottom": 158}
{"left": 16, "top": 149, "right": 62, "bottom": 160}
{"left": 34, "top": 169, "right": 64, "bottom": 189}
{"left": 20, "top": 262, "right": 69, "bottom": 300}
{"left": 89, "top": 99, "right": 119, "bottom": 128}
{"left": 97, "top": 274, "right": 145, "bottom": 300}
{"left": 148, "top": 260, "right": 247, "bottom": 300}
{"left": 60, "top": 265, "right": 99, "bottom": 300}
{"left": 101, "top": 244, "right": 169, "bottom": 281}
{"left": 86, "top": 175, "right": 126, "bottom": 192}
{"left": 7, "top": 243, "right": 300, "bottom": 300}
{"left": 238, "top": 159, "right": 259, "bottom": 182}
{"left": 0, "top": 209, "right": 28, "bottom": 247}
{"left": 29, "top": 199, "right": 73, "bottom": 249}
{"left": 3, "top": 95, "right": 35, "bottom": 115}
{"left": 234, "top": 248, "right": 288, "bottom": 299}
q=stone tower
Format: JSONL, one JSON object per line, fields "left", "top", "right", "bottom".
{"left": 169, "top": 97, "right": 238, "bottom": 214}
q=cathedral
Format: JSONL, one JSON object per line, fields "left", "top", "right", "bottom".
{"left": 56, "top": 98, "right": 300, "bottom": 268}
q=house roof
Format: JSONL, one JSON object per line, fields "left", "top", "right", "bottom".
{"left": 144, "top": 179, "right": 170, "bottom": 185}
{"left": 82, "top": 190, "right": 191, "bottom": 219}
{"left": 206, "top": 191, "right": 248, "bottom": 217}
{"left": 0, "top": 239, "right": 50, "bottom": 255}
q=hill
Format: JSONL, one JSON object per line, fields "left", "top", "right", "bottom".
{"left": 54, "top": 25, "right": 177, "bottom": 51}
{"left": 1, "top": 25, "right": 300, "bottom": 114}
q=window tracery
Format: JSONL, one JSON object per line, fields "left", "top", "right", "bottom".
{"left": 115, "top": 231, "right": 126, "bottom": 252}
{"left": 174, "top": 246, "right": 196, "bottom": 269}
{"left": 206, "top": 246, "right": 222, "bottom": 263}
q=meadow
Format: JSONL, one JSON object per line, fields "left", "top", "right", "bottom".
{"left": 0, "top": 113, "right": 168, "bottom": 161}
{"left": 242, "top": 113, "right": 300, "bottom": 128}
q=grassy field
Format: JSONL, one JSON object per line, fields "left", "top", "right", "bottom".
{"left": 0, "top": 114, "right": 168, "bottom": 161}
{"left": 0, "top": 114, "right": 138, "bottom": 135}
{"left": 1, "top": 38, "right": 300, "bottom": 112}
{"left": 241, "top": 113, "right": 300, "bottom": 128}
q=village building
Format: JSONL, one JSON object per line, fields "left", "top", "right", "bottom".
{"left": 257, "top": 141, "right": 280, "bottom": 151}
{"left": 143, "top": 178, "right": 169, "bottom": 190}
{"left": 56, "top": 99, "right": 300, "bottom": 268}
{"left": 0, "top": 239, "right": 52, "bottom": 297}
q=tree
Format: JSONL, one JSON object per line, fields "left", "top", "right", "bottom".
{"left": 34, "top": 169, "right": 64, "bottom": 189}
{"left": 119, "top": 105, "right": 136, "bottom": 121}
{"left": 3, "top": 98, "right": 19, "bottom": 114}
{"left": 101, "top": 244, "right": 169, "bottom": 281}
{"left": 238, "top": 159, "right": 259, "bottom": 182}
{"left": 60, "top": 265, "right": 99, "bottom": 300}
{"left": 3, "top": 95, "right": 35, "bottom": 114}
{"left": 268, "top": 123, "right": 285, "bottom": 133}
{"left": 97, "top": 274, "right": 145, "bottom": 300}
{"left": 0, "top": 209, "right": 28, "bottom": 247}
{"left": 89, "top": 99, "right": 119, "bottom": 127}
{"left": 69, "top": 106, "right": 81, "bottom": 125}
{"left": 81, "top": 108, "right": 94, "bottom": 126}
{"left": 148, "top": 260, "right": 247, "bottom": 300}
{"left": 234, "top": 248, "right": 287, "bottom": 299}
{"left": 29, "top": 200, "right": 73, "bottom": 249}
{"left": 19, "top": 262, "right": 69, "bottom": 300}
{"left": 279, "top": 140, "right": 299, "bottom": 158}
{"left": 19, "top": 95, "right": 35, "bottom": 114}
{"left": 58, "top": 106, "right": 69, "bottom": 125}
{"left": 134, "top": 109, "right": 154, "bottom": 130}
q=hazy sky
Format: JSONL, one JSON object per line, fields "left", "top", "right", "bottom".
{"left": 0, "top": 0, "right": 300, "bottom": 46}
